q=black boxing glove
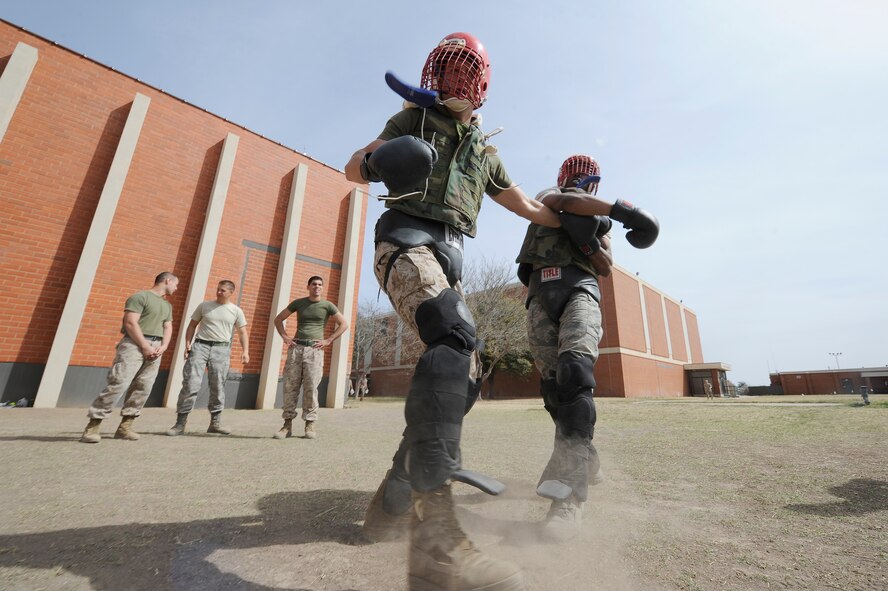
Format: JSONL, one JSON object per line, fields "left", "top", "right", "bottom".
{"left": 517, "top": 262, "right": 532, "bottom": 287}
{"left": 559, "top": 212, "right": 602, "bottom": 257}
{"left": 362, "top": 135, "right": 438, "bottom": 194}
{"left": 609, "top": 199, "right": 660, "bottom": 249}
{"left": 595, "top": 215, "right": 612, "bottom": 237}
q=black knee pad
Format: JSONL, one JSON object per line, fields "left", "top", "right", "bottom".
{"left": 556, "top": 393, "right": 596, "bottom": 440}
{"left": 555, "top": 351, "right": 596, "bottom": 399}
{"left": 405, "top": 346, "right": 470, "bottom": 428}
{"left": 540, "top": 378, "right": 558, "bottom": 423}
{"left": 415, "top": 288, "right": 476, "bottom": 352}
{"left": 404, "top": 345, "right": 470, "bottom": 491}
{"left": 464, "top": 377, "right": 482, "bottom": 415}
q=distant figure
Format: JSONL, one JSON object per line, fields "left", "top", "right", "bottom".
{"left": 704, "top": 380, "right": 714, "bottom": 400}
{"left": 358, "top": 374, "right": 368, "bottom": 401}
{"left": 860, "top": 386, "right": 871, "bottom": 406}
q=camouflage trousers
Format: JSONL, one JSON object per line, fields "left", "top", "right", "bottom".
{"left": 87, "top": 336, "right": 161, "bottom": 419}
{"left": 527, "top": 291, "right": 602, "bottom": 380}
{"left": 175, "top": 340, "right": 231, "bottom": 414}
{"left": 282, "top": 344, "right": 323, "bottom": 422}
{"left": 373, "top": 241, "right": 480, "bottom": 379}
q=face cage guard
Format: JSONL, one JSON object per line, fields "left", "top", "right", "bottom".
{"left": 559, "top": 156, "right": 601, "bottom": 193}
{"left": 421, "top": 45, "right": 486, "bottom": 109}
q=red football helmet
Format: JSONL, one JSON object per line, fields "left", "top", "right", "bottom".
{"left": 558, "top": 155, "right": 601, "bottom": 193}
{"left": 420, "top": 32, "right": 491, "bottom": 109}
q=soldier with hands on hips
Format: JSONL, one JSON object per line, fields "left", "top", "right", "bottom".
{"left": 517, "top": 154, "right": 659, "bottom": 540}
{"left": 272, "top": 275, "right": 348, "bottom": 440}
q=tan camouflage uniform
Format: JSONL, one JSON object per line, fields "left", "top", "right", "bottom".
{"left": 527, "top": 292, "right": 602, "bottom": 379}
{"left": 282, "top": 344, "right": 324, "bottom": 421}
{"left": 87, "top": 336, "right": 161, "bottom": 419}
{"left": 373, "top": 242, "right": 480, "bottom": 379}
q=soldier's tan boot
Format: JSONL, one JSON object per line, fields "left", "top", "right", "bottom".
{"left": 589, "top": 443, "right": 605, "bottom": 485}
{"left": 166, "top": 413, "right": 188, "bottom": 436}
{"left": 409, "top": 484, "right": 525, "bottom": 591}
{"left": 80, "top": 418, "right": 102, "bottom": 444}
{"left": 362, "top": 469, "right": 413, "bottom": 542}
{"left": 114, "top": 416, "right": 140, "bottom": 441}
{"left": 304, "top": 420, "right": 316, "bottom": 439}
{"left": 207, "top": 412, "right": 231, "bottom": 435}
{"left": 273, "top": 419, "right": 292, "bottom": 439}
{"left": 542, "top": 496, "right": 585, "bottom": 542}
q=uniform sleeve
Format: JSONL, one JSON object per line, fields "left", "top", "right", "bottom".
{"left": 377, "top": 109, "right": 420, "bottom": 141}
{"left": 191, "top": 303, "right": 204, "bottom": 322}
{"left": 165, "top": 302, "right": 173, "bottom": 324}
{"left": 484, "top": 154, "right": 514, "bottom": 197}
{"left": 235, "top": 307, "right": 247, "bottom": 328}
{"left": 124, "top": 292, "right": 145, "bottom": 314}
{"left": 286, "top": 299, "right": 300, "bottom": 313}
{"left": 326, "top": 302, "right": 341, "bottom": 318}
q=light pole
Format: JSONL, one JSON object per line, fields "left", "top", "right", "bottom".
{"left": 829, "top": 352, "right": 842, "bottom": 370}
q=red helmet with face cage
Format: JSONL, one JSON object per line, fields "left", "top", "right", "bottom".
{"left": 558, "top": 155, "right": 601, "bottom": 190}
{"left": 420, "top": 32, "right": 491, "bottom": 110}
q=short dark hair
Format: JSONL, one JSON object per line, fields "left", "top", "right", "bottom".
{"left": 218, "top": 280, "right": 236, "bottom": 291}
{"left": 154, "top": 272, "right": 177, "bottom": 285}
{"left": 307, "top": 275, "right": 324, "bottom": 286}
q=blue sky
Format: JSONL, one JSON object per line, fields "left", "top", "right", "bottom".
{"left": 5, "top": 1, "right": 887, "bottom": 385}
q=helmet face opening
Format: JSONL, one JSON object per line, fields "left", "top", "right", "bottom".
{"left": 558, "top": 155, "right": 601, "bottom": 194}
{"left": 421, "top": 33, "right": 491, "bottom": 110}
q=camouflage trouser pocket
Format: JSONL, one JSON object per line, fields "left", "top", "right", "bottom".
{"left": 374, "top": 242, "right": 450, "bottom": 334}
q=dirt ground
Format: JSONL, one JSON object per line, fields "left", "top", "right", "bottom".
{"left": 0, "top": 395, "right": 885, "bottom": 591}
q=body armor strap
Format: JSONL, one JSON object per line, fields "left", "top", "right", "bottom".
{"left": 375, "top": 209, "right": 464, "bottom": 289}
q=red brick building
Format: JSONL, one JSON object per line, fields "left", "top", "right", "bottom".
{"left": 0, "top": 21, "right": 366, "bottom": 408}
{"left": 770, "top": 368, "right": 888, "bottom": 395}
{"left": 367, "top": 265, "right": 729, "bottom": 398}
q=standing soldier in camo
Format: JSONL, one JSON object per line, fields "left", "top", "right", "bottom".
{"left": 272, "top": 276, "right": 348, "bottom": 440}
{"left": 166, "top": 279, "right": 250, "bottom": 437}
{"left": 80, "top": 272, "right": 178, "bottom": 443}
{"left": 517, "top": 154, "right": 659, "bottom": 540}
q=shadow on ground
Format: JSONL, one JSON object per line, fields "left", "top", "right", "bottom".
{"left": 0, "top": 489, "right": 369, "bottom": 591}
{"left": 785, "top": 478, "right": 888, "bottom": 516}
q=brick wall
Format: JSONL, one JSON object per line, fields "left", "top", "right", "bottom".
{"left": 0, "top": 22, "right": 366, "bottom": 402}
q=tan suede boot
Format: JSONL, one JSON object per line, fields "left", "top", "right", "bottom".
{"left": 80, "top": 418, "right": 102, "bottom": 444}
{"left": 114, "top": 416, "right": 140, "bottom": 440}
{"left": 207, "top": 412, "right": 231, "bottom": 435}
{"left": 589, "top": 442, "right": 605, "bottom": 485}
{"left": 166, "top": 413, "right": 188, "bottom": 436}
{"left": 273, "top": 419, "right": 292, "bottom": 439}
{"left": 362, "top": 470, "right": 413, "bottom": 542}
{"left": 304, "top": 420, "right": 316, "bottom": 439}
{"left": 409, "top": 484, "right": 525, "bottom": 591}
{"left": 542, "top": 496, "right": 585, "bottom": 542}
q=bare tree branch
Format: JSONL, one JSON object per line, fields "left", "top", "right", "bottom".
{"left": 462, "top": 256, "right": 533, "bottom": 393}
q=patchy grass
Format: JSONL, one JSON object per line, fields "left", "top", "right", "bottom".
{"left": 0, "top": 395, "right": 884, "bottom": 590}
